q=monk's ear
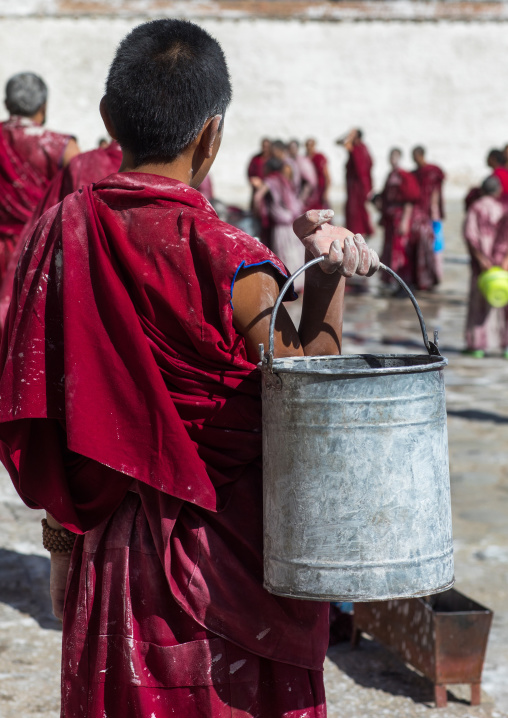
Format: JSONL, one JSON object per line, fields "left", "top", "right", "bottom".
{"left": 99, "top": 97, "right": 118, "bottom": 141}
{"left": 200, "top": 115, "right": 223, "bottom": 159}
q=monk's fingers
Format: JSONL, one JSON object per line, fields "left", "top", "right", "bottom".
{"left": 353, "top": 234, "right": 371, "bottom": 276}
{"left": 366, "top": 248, "right": 380, "bottom": 277}
{"left": 293, "top": 209, "right": 334, "bottom": 239}
{"left": 340, "top": 237, "right": 360, "bottom": 277}
{"left": 320, "top": 239, "right": 344, "bottom": 274}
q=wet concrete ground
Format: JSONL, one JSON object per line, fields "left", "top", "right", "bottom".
{"left": 0, "top": 201, "right": 507, "bottom": 716}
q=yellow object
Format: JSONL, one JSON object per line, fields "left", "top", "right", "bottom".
{"left": 478, "top": 267, "right": 508, "bottom": 308}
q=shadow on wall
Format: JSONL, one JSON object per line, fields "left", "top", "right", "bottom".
{"left": 327, "top": 637, "right": 469, "bottom": 707}
{"left": 0, "top": 548, "right": 61, "bottom": 630}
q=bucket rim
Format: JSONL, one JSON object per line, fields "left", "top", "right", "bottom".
{"left": 258, "top": 352, "right": 448, "bottom": 377}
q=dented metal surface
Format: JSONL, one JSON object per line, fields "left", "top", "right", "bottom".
{"left": 260, "top": 260, "right": 454, "bottom": 602}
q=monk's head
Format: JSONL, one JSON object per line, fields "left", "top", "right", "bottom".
{"left": 5, "top": 72, "right": 48, "bottom": 124}
{"left": 101, "top": 19, "right": 232, "bottom": 187}
{"left": 487, "top": 149, "right": 504, "bottom": 170}
{"left": 261, "top": 137, "right": 272, "bottom": 156}
{"left": 305, "top": 138, "right": 316, "bottom": 156}
{"left": 481, "top": 175, "right": 502, "bottom": 198}
{"left": 271, "top": 140, "right": 288, "bottom": 162}
{"left": 389, "top": 147, "right": 402, "bottom": 169}
{"left": 288, "top": 140, "right": 300, "bottom": 158}
{"left": 412, "top": 145, "right": 425, "bottom": 167}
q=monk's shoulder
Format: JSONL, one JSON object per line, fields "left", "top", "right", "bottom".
{"left": 193, "top": 211, "right": 270, "bottom": 257}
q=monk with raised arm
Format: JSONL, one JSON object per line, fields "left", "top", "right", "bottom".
{"left": 0, "top": 72, "right": 79, "bottom": 279}
{"left": 0, "top": 20, "right": 378, "bottom": 718}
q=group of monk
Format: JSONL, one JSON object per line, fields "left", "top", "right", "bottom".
{"left": 247, "top": 132, "right": 445, "bottom": 293}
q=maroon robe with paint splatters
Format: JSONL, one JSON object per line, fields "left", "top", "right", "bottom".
{"left": 0, "top": 116, "right": 71, "bottom": 278}
{"left": 0, "top": 173, "right": 328, "bottom": 717}
{"left": 345, "top": 142, "right": 373, "bottom": 237}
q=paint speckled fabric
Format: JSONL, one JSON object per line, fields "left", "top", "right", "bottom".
{"left": 0, "top": 117, "right": 71, "bottom": 269}
{"left": 63, "top": 489, "right": 327, "bottom": 717}
{"left": 0, "top": 173, "right": 329, "bottom": 714}
{"left": 0, "top": 141, "right": 122, "bottom": 335}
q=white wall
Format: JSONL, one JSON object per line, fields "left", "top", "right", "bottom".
{"left": 1, "top": 16, "right": 507, "bottom": 208}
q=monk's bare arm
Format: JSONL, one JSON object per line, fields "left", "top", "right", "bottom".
{"left": 299, "top": 256, "right": 344, "bottom": 355}
{"left": 233, "top": 212, "right": 378, "bottom": 361}
{"left": 232, "top": 266, "right": 304, "bottom": 363}
{"left": 62, "top": 138, "right": 81, "bottom": 167}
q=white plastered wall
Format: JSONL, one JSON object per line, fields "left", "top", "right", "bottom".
{"left": 1, "top": 15, "right": 507, "bottom": 209}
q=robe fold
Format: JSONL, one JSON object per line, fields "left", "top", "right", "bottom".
{"left": 412, "top": 163, "right": 445, "bottom": 220}
{"left": 0, "top": 141, "right": 122, "bottom": 334}
{"left": 345, "top": 142, "right": 373, "bottom": 237}
{"left": 0, "top": 116, "right": 71, "bottom": 276}
{"left": 306, "top": 152, "right": 330, "bottom": 211}
{"left": 0, "top": 172, "right": 328, "bottom": 717}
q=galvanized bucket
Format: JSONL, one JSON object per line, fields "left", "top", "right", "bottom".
{"left": 259, "top": 257, "right": 454, "bottom": 602}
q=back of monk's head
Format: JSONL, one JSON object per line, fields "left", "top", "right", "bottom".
{"left": 5, "top": 72, "right": 48, "bottom": 117}
{"left": 105, "top": 19, "right": 232, "bottom": 166}
{"left": 481, "top": 175, "right": 502, "bottom": 197}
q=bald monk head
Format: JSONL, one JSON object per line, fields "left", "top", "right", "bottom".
{"left": 5, "top": 72, "right": 48, "bottom": 125}
{"left": 100, "top": 19, "right": 232, "bottom": 189}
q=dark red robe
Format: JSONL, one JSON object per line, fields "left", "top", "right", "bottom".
{"left": 345, "top": 142, "right": 373, "bottom": 236}
{"left": 380, "top": 168, "right": 436, "bottom": 288}
{"left": 247, "top": 152, "right": 267, "bottom": 179}
{"left": 0, "top": 116, "right": 71, "bottom": 278}
{"left": 0, "top": 142, "right": 122, "bottom": 335}
{"left": 412, "top": 163, "right": 445, "bottom": 219}
{"left": 0, "top": 173, "right": 328, "bottom": 717}
{"left": 306, "top": 152, "right": 330, "bottom": 210}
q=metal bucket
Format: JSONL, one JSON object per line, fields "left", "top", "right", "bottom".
{"left": 259, "top": 257, "right": 454, "bottom": 602}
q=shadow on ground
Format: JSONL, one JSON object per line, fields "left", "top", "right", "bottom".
{"left": 0, "top": 548, "right": 61, "bottom": 630}
{"left": 327, "top": 636, "right": 468, "bottom": 707}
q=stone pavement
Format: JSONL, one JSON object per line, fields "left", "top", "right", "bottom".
{"left": 0, "top": 201, "right": 507, "bottom": 716}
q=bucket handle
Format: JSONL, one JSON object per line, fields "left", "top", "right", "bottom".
{"left": 262, "top": 256, "right": 441, "bottom": 370}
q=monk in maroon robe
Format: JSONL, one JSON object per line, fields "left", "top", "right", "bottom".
{"left": 412, "top": 146, "right": 446, "bottom": 282}
{"left": 247, "top": 137, "right": 271, "bottom": 182}
{"left": 0, "top": 20, "right": 379, "bottom": 718}
{"left": 338, "top": 128, "right": 373, "bottom": 237}
{"left": 305, "top": 138, "right": 331, "bottom": 210}
{"left": 412, "top": 146, "right": 445, "bottom": 221}
{"left": 379, "top": 148, "right": 435, "bottom": 288}
{"left": 0, "top": 72, "right": 79, "bottom": 279}
{"left": 0, "top": 141, "right": 122, "bottom": 334}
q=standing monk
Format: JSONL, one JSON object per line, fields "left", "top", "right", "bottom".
{"left": 463, "top": 176, "right": 508, "bottom": 356}
{"left": 379, "top": 148, "right": 421, "bottom": 287}
{"left": 247, "top": 136, "right": 271, "bottom": 183}
{"left": 0, "top": 72, "right": 79, "bottom": 279}
{"left": 338, "top": 128, "right": 373, "bottom": 237}
{"left": 0, "top": 20, "right": 379, "bottom": 718}
{"left": 305, "top": 137, "right": 331, "bottom": 210}
{"left": 412, "top": 145, "right": 446, "bottom": 281}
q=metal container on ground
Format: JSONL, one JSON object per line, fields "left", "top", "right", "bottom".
{"left": 352, "top": 589, "right": 493, "bottom": 707}
{"left": 259, "top": 258, "right": 454, "bottom": 602}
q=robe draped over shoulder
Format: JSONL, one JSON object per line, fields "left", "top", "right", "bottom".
{"left": 0, "top": 172, "right": 329, "bottom": 678}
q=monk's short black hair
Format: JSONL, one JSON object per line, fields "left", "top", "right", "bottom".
{"left": 105, "top": 19, "right": 232, "bottom": 165}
